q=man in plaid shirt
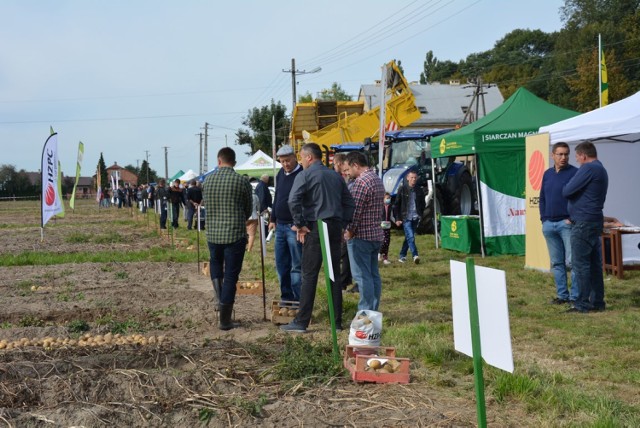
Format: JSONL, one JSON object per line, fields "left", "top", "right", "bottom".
{"left": 344, "top": 151, "right": 385, "bottom": 311}
{"left": 203, "top": 147, "right": 253, "bottom": 330}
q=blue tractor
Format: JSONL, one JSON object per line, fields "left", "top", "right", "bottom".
{"left": 332, "top": 128, "right": 476, "bottom": 234}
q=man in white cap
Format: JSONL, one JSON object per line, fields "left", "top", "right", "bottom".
{"left": 269, "top": 145, "right": 304, "bottom": 304}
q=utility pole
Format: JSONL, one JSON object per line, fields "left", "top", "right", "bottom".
{"left": 461, "top": 77, "right": 488, "bottom": 126}
{"left": 136, "top": 159, "right": 140, "bottom": 170}
{"left": 282, "top": 58, "right": 321, "bottom": 117}
{"left": 144, "top": 150, "right": 150, "bottom": 183}
{"left": 202, "top": 122, "right": 210, "bottom": 173}
{"left": 196, "top": 132, "right": 203, "bottom": 174}
{"left": 163, "top": 146, "right": 169, "bottom": 182}
{"left": 225, "top": 134, "right": 228, "bottom": 147}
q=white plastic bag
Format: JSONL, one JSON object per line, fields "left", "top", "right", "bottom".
{"left": 348, "top": 310, "right": 383, "bottom": 346}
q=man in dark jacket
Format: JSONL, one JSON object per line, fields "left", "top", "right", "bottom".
{"left": 185, "top": 179, "right": 203, "bottom": 230}
{"left": 393, "top": 170, "right": 425, "bottom": 264}
{"left": 169, "top": 179, "right": 183, "bottom": 228}
{"left": 155, "top": 179, "right": 169, "bottom": 229}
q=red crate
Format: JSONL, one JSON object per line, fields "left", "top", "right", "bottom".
{"left": 343, "top": 345, "right": 410, "bottom": 384}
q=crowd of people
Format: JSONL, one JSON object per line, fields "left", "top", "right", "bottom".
{"left": 198, "top": 143, "right": 429, "bottom": 332}
{"left": 106, "top": 141, "right": 612, "bottom": 331}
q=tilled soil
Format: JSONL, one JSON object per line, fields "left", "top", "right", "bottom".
{"left": 0, "top": 204, "right": 480, "bottom": 427}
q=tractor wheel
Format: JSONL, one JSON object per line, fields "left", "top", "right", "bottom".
{"left": 450, "top": 171, "right": 473, "bottom": 215}
{"left": 418, "top": 193, "right": 443, "bottom": 235}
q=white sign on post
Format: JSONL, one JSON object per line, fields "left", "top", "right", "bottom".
{"left": 450, "top": 260, "right": 514, "bottom": 373}
{"left": 320, "top": 220, "right": 335, "bottom": 281}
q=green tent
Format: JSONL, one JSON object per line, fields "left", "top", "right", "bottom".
{"left": 235, "top": 150, "right": 281, "bottom": 179}
{"left": 168, "top": 170, "right": 184, "bottom": 182}
{"left": 433, "top": 87, "right": 579, "bottom": 255}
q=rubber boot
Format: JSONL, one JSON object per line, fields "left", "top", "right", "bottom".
{"left": 211, "top": 278, "right": 222, "bottom": 312}
{"left": 219, "top": 303, "right": 240, "bottom": 331}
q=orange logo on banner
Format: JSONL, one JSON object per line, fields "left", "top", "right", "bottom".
{"left": 528, "top": 150, "right": 545, "bottom": 191}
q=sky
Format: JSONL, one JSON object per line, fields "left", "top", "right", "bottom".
{"left": 0, "top": 0, "right": 566, "bottom": 177}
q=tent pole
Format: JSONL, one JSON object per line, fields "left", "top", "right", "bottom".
{"left": 432, "top": 159, "right": 439, "bottom": 249}
{"left": 474, "top": 154, "right": 485, "bottom": 258}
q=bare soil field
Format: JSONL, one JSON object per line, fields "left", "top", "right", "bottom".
{"left": 0, "top": 203, "right": 485, "bottom": 427}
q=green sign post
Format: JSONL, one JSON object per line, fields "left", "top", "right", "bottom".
{"left": 317, "top": 219, "right": 340, "bottom": 362}
{"left": 465, "top": 257, "right": 487, "bottom": 428}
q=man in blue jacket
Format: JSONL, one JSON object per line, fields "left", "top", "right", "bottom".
{"left": 540, "top": 142, "right": 578, "bottom": 305}
{"left": 563, "top": 142, "right": 608, "bottom": 313}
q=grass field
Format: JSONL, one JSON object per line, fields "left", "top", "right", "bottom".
{"left": 1, "top": 199, "right": 639, "bottom": 426}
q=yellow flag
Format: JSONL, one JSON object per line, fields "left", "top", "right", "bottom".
{"left": 600, "top": 47, "right": 608, "bottom": 106}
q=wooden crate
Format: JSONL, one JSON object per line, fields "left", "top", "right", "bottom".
{"left": 343, "top": 345, "right": 410, "bottom": 384}
{"left": 270, "top": 300, "right": 300, "bottom": 325}
{"left": 236, "top": 280, "right": 263, "bottom": 295}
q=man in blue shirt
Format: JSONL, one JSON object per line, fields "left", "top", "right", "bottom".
{"left": 563, "top": 142, "right": 609, "bottom": 313}
{"left": 540, "top": 142, "right": 578, "bottom": 305}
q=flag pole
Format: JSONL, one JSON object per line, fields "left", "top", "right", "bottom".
{"left": 598, "top": 33, "right": 602, "bottom": 108}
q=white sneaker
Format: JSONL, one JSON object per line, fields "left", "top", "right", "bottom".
{"left": 413, "top": 256, "right": 420, "bottom": 264}
{"left": 383, "top": 259, "right": 391, "bottom": 265}
{"left": 398, "top": 257, "right": 407, "bottom": 263}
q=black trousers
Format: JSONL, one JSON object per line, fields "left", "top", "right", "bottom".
{"left": 294, "top": 219, "right": 343, "bottom": 328}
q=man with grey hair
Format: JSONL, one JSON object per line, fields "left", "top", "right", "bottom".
{"left": 281, "top": 143, "right": 355, "bottom": 333}
{"left": 269, "top": 145, "right": 304, "bottom": 303}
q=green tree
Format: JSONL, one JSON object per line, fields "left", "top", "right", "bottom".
{"left": 566, "top": 47, "right": 632, "bottom": 111}
{"left": 138, "top": 160, "right": 159, "bottom": 183}
{"left": 482, "top": 29, "right": 557, "bottom": 99}
{"left": 419, "top": 51, "right": 460, "bottom": 83}
{"left": 124, "top": 164, "right": 139, "bottom": 178}
{"left": 549, "top": 0, "right": 640, "bottom": 109}
{"left": 298, "top": 91, "right": 313, "bottom": 103}
{"left": 237, "top": 100, "right": 290, "bottom": 155}
{"left": 96, "top": 153, "right": 108, "bottom": 192}
{"left": 0, "top": 165, "right": 35, "bottom": 197}
{"left": 317, "top": 82, "right": 352, "bottom": 101}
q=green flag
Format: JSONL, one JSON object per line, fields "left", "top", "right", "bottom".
{"left": 69, "top": 141, "right": 84, "bottom": 210}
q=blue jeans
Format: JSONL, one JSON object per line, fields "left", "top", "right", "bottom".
{"left": 571, "top": 221, "right": 605, "bottom": 311}
{"left": 347, "top": 239, "right": 382, "bottom": 311}
{"left": 208, "top": 237, "right": 247, "bottom": 306}
{"left": 274, "top": 223, "right": 302, "bottom": 302}
{"left": 400, "top": 218, "right": 420, "bottom": 258}
{"left": 542, "top": 220, "right": 578, "bottom": 301}
{"left": 186, "top": 204, "right": 196, "bottom": 229}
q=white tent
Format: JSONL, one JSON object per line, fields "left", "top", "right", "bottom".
{"left": 539, "top": 90, "right": 640, "bottom": 226}
{"left": 178, "top": 169, "right": 198, "bottom": 182}
{"left": 235, "top": 150, "right": 281, "bottom": 178}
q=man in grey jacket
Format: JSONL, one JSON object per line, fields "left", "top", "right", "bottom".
{"left": 281, "top": 143, "right": 355, "bottom": 333}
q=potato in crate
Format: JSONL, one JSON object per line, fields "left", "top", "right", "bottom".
{"left": 236, "top": 280, "right": 263, "bottom": 295}
{"left": 343, "top": 345, "right": 410, "bottom": 384}
{"left": 271, "top": 300, "right": 300, "bottom": 325}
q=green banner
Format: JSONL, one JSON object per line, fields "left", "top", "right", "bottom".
{"left": 69, "top": 141, "right": 84, "bottom": 210}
